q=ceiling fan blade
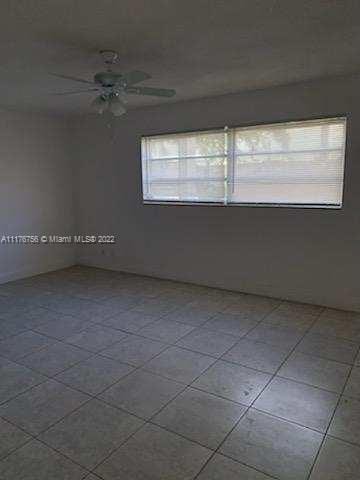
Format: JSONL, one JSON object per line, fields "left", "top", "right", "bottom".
{"left": 52, "top": 88, "right": 99, "bottom": 96}
{"left": 125, "top": 86, "right": 176, "bottom": 97}
{"left": 120, "top": 70, "right": 151, "bottom": 85}
{"left": 50, "top": 73, "right": 95, "bottom": 85}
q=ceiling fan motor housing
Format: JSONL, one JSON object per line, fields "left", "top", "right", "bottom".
{"left": 94, "top": 71, "right": 123, "bottom": 87}
{"left": 51, "top": 48, "right": 175, "bottom": 109}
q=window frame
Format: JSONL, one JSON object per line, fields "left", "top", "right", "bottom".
{"left": 140, "top": 115, "right": 347, "bottom": 209}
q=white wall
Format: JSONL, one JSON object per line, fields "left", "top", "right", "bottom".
{"left": 77, "top": 75, "right": 359, "bottom": 310}
{"left": 0, "top": 110, "right": 76, "bottom": 283}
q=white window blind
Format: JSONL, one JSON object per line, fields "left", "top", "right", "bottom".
{"left": 141, "top": 117, "right": 346, "bottom": 207}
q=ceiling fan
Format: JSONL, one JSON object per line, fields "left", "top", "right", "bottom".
{"left": 52, "top": 50, "right": 176, "bottom": 116}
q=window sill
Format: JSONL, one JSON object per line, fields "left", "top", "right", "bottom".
{"left": 143, "top": 200, "right": 342, "bottom": 209}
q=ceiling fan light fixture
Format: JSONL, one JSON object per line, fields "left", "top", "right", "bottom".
{"left": 51, "top": 50, "right": 176, "bottom": 119}
{"left": 91, "top": 95, "right": 107, "bottom": 114}
{"left": 108, "top": 94, "right": 126, "bottom": 117}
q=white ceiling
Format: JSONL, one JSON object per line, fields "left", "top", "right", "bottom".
{"left": 1, "top": 0, "right": 360, "bottom": 115}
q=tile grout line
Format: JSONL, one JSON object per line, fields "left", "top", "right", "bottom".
{"left": 78, "top": 308, "right": 243, "bottom": 477}
{"left": 0, "top": 324, "right": 196, "bottom": 470}
{"left": 0, "top": 300, "right": 326, "bottom": 472}
{"left": 0, "top": 295, "right": 282, "bottom": 408}
{"left": 0, "top": 279, "right": 283, "bottom": 345}
{"left": 0, "top": 356, "right": 157, "bottom": 477}
{"left": 1, "top": 275, "right": 359, "bottom": 479}
{"left": 0, "top": 409, "right": 94, "bottom": 476}
{"left": 192, "top": 303, "right": 324, "bottom": 480}
{"left": 305, "top": 340, "right": 360, "bottom": 480}
{"left": 83, "top": 303, "right": 284, "bottom": 478}
{"left": 0, "top": 285, "right": 230, "bottom": 359}
{"left": 80, "top": 310, "right": 248, "bottom": 472}
{"left": 0, "top": 312, "right": 354, "bottom": 414}
{"left": 4, "top": 307, "right": 358, "bottom": 369}
{"left": 0, "top": 338, "right": 166, "bottom": 468}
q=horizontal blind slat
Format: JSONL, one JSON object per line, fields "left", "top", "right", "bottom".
{"left": 141, "top": 117, "right": 346, "bottom": 206}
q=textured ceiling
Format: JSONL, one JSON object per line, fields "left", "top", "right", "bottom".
{"left": 0, "top": 0, "right": 360, "bottom": 115}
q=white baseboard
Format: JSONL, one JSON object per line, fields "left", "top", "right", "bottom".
{"left": 0, "top": 259, "right": 76, "bottom": 285}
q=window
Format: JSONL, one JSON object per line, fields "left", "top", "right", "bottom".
{"left": 141, "top": 117, "right": 346, "bottom": 208}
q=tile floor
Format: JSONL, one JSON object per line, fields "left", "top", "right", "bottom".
{"left": 0, "top": 266, "right": 359, "bottom": 480}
